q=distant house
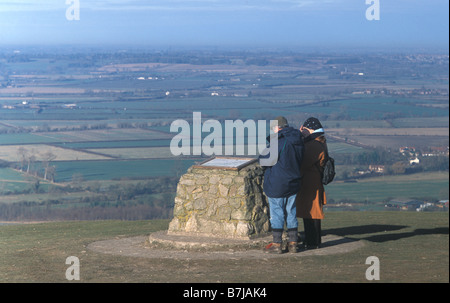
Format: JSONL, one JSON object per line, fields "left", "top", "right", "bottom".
{"left": 437, "top": 200, "right": 449, "bottom": 208}
{"left": 422, "top": 147, "right": 449, "bottom": 157}
{"left": 409, "top": 157, "right": 420, "bottom": 165}
{"left": 399, "top": 146, "right": 416, "bottom": 156}
{"left": 431, "top": 147, "right": 449, "bottom": 156}
{"left": 417, "top": 202, "right": 434, "bottom": 212}
{"left": 385, "top": 199, "right": 423, "bottom": 211}
{"left": 369, "top": 165, "right": 385, "bottom": 173}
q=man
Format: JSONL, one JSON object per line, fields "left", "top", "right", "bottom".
{"left": 259, "top": 116, "right": 304, "bottom": 253}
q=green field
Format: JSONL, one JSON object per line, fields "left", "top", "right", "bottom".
{"left": 35, "top": 128, "right": 173, "bottom": 142}
{"left": 0, "top": 167, "right": 26, "bottom": 181}
{"left": 326, "top": 172, "right": 450, "bottom": 203}
{"left": 0, "top": 212, "right": 447, "bottom": 283}
{"left": 52, "top": 159, "right": 197, "bottom": 182}
{"left": 54, "top": 139, "right": 172, "bottom": 149}
{"left": 391, "top": 117, "right": 449, "bottom": 128}
{"left": 0, "top": 167, "right": 51, "bottom": 193}
{"left": 0, "top": 133, "right": 63, "bottom": 145}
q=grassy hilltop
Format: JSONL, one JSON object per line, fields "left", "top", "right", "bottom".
{"left": 0, "top": 211, "right": 448, "bottom": 283}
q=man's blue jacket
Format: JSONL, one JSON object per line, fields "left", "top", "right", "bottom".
{"left": 259, "top": 126, "right": 304, "bottom": 198}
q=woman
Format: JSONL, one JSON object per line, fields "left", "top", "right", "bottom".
{"left": 296, "top": 117, "right": 328, "bottom": 249}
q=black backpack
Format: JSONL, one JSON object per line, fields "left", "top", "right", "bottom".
{"left": 316, "top": 141, "right": 335, "bottom": 185}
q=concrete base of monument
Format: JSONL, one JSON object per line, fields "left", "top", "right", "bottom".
{"left": 149, "top": 230, "right": 272, "bottom": 250}
{"left": 87, "top": 231, "right": 365, "bottom": 260}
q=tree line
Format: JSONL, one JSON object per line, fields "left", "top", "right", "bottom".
{"left": 0, "top": 177, "right": 178, "bottom": 221}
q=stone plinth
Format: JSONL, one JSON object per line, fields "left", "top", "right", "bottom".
{"left": 168, "top": 160, "right": 270, "bottom": 239}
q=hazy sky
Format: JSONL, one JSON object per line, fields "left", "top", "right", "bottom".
{"left": 0, "top": 0, "right": 448, "bottom": 50}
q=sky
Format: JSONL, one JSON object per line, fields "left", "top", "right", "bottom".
{"left": 0, "top": 0, "right": 448, "bottom": 50}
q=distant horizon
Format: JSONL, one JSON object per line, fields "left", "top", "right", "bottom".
{"left": 0, "top": 0, "right": 448, "bottom": 52}
{"left": 0, "top": 43, "right": 448, "bottom": 55}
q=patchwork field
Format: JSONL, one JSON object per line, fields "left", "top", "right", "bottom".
{"left": 327, "top": 127, "right": 449, "bottom": 149}
{"left": 35, "top": 128, "right": 173, "bottom": 142}
{"left": 328, "top": 127, "right": 449, "bottom": 137}
{"left": 0, "top": 50, "right": 448, "bottom": 221}
{"left": 0, "top": 144, "right": 113, "bottom": 162}
{"left": 87, "top": 147, "right": 174, "bottom": 159}
{"left": 351, "top": 135, "right": 449, "bottom": 150}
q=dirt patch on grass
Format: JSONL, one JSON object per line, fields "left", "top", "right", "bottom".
{"left": 87, "top": 232, "right": 365, "bottom": 260}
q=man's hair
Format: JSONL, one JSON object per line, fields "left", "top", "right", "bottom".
{"left": 271, "top": 116, "right": 289, "bottom": 129}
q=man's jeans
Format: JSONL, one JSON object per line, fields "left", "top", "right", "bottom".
{"left": 268, "top": 194, "right": 298, "bottom": 243}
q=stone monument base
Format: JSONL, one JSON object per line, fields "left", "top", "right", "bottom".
{"left": 168, "top": 158, "right": 270, "bottom": 239}
{"left": 148, "top": 230, "right": 272, "bottom": 251}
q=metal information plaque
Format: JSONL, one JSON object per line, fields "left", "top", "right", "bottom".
{"left": 194, "top": 157, "right": 257, "bottom": 171}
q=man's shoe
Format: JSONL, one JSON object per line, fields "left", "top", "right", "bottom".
{"left": 288, "top": 242, "right": 299, "bottom": 253}
{"left": 264, "top": 242, "right": 282, "bottom": 254}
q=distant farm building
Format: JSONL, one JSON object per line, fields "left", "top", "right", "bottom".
{"left": 385, "top": 199, "right": 423, "bottom": 211}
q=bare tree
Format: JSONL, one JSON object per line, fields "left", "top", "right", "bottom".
{"left": 26, "top": 154, "right": 36, "bottom": 175}
{"left": 17, "top": 147, "right": 27, "bottom": 172}
{"left": 46, "top": 165, "right": 57, "bottom": 183}
{"left": 42, "top": 151, "right": 57, "bottom": 181}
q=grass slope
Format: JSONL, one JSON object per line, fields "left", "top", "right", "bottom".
{"left": 0, "top": 212, "right": 448, "bottom": 283}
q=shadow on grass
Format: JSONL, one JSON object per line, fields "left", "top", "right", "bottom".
{"left": 323, "top": 224, "right": 449, "bottom": 243}
{"left": 323, "top": 224, "right": 408, "bottom": 237}
{"left": 362, "top": 227, "right": 449, "bottom": 243}
{"left": 320, "top": 236, "right": 357, "bottom": 248}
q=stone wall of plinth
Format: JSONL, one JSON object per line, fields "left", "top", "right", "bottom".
{"left": 168, "top": 163, "right": 270, "bottom": 239}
